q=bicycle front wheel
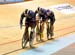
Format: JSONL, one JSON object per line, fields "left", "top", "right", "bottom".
{"left": 22, "top": 34, "right": 28, "bottom": 49}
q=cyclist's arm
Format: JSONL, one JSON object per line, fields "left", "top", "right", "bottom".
{"left": 48, "top": 11, "right": 55, "bottom": 25}
{"left": 20, "top": 13, "right": 25, "bottom": 29}
{"left": 50, "top": 11, "right": 55, "bottom": 22}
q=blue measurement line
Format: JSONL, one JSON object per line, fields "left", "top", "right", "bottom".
{"left": 18, "top": 34, "right": 75, "bottom": 55}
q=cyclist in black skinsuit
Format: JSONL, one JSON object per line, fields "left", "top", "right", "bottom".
{"left": 35, "top": 7, "right": 47, "bottom": 41}
{"left": 20, "top": 9, "right": 36, "bottom": 48}
{"left": 35, "top": 7, "right": 55, "bottom": 40}
{"left": 46, "top": 9, "right": 55, "bottom": 39}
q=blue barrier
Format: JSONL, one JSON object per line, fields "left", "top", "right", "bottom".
{"left": 6, "top": 0, "right": 24, "bottom": 2}
{"left": 0, "top": 0, "right": 24, "bottom": 4}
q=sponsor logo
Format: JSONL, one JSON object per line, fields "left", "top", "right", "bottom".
{"left": 50, "top": 3, "right": 75, "bottom": 14}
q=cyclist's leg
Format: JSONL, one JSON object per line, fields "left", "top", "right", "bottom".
{"left": 22, "top": 24, "right": 29, "bottom": 48}
{"left": 50, "top": 18, "right": 55, "bottom": 38}
{"left": 36, "top": 14, "right": 41, "bottom": 41}
{"left": 36, "top": 20, "right": 39, "bottom": 34}
{"left": 36, "top": 14, "right": 40, "bottom": 35}
{"left": 29, "top": 22, "right": 36, "bottom": 48}
{"left": 50, "top": 23, "right": 54, "bottom": 38}
{"left": 40, "top": 21, "right": 44, "bottom": 41}
{"left": 46, "top": 19, "right": 50, "bottom": 40}
{"left": 36, "top": 20, "right": 40, "bottom": 41}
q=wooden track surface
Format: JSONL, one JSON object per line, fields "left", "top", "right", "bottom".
{"left": 0, "top": 0, "right": 75, "bottom": 55}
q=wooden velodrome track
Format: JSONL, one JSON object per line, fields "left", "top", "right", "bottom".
{"left": 0, "top": 0, "right": 75, "bottom": 55}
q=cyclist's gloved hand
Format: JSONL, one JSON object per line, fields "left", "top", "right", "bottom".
{"left": 20, "top": 24, "right": 22, "bottom": 29}
{"left": 20, "top": 21, "right": 23, "bottom": 29}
